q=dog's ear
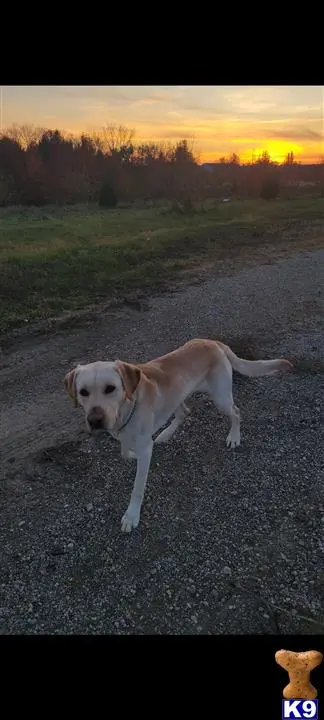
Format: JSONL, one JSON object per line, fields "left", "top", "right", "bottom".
{"left": 63, "top": 366, "right": 80, "bottom": 407}
{"left": 116, "top": 361, "right": 141, "bottom": 400}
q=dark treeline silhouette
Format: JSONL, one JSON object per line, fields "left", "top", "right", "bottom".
{"left": 0, "top": 124, "right": 323, "bottom": 207}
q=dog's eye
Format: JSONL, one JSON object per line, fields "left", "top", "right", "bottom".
{"left": 104, "top": 385, "right": 115, "bottom": 395}
{"left": 79, "top": 388, "right": 89, "bottom": 397}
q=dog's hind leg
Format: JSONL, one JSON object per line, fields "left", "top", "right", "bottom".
{"left": 154, "top": 402, "right": 190, "bottom": 444}
{"left": 224, "top": 403, "right": 241, "bottom": 448}
{"left": 206, "top": 361, "right": 241, "bottom": 449}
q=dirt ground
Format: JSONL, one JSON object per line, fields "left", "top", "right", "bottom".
{"left": 0, "top": 238, "right": 323, "bottom": 634}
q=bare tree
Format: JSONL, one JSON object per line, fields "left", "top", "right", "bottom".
{"left": 100, "top": 124, "right": 135, "bottom": 154}
{"left": 257, "top": 150, "right": 272, "bottom": 165}
{"left": 284, "top": 151, "right": 298, "bottom": 165}
{"left": 228, "top": 152, "right": 240, "bottom": 165}
{"left": 89, "top": 131, "right": 105, "bottom": 154}
{"left": 4, "top": 123, "right": 45, "bottom": 149}
{"left": 218, "top": 153, "right": 240, "bottom": 165}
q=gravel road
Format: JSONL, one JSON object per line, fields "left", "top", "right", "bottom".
{"left": 0, "top": 246, "right": 323, "bottom": 634}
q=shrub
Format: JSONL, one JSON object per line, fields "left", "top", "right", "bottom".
{"left": 260, "top": 174, "right": 280, "bottom": 200}
{"left": 98, "top": 181, "right": 118, "bottom": 208}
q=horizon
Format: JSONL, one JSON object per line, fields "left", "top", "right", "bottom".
{"left": 1, "top": 85, "right": 323, "bottom": 164}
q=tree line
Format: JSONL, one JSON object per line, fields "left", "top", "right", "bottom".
{"left": 0, "top": 123, "right": 322, "bottom": 207}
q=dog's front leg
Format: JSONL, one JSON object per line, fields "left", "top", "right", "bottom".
{"left": 154, "top": 402, "right": 190, "bottom": 444}
{"left": 121, "top": 440, "right": 153, "bottom": 533}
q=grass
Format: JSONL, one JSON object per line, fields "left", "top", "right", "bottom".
{"left": 0, "top": 197, "right": 323, "bottom": 335}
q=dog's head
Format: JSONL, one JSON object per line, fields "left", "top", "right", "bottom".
{"left": 63, "top": 360, "right": 141, "bottom": 433}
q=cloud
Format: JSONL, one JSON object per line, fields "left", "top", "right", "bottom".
{"left": 236, "top": 101, "right": 276, "bottom": 113}
{"left": 80, "top": 105, "right": 108, "bottom": 112}
{"left": 156, "top": 129, "right": 196, "bottom": 139}
{"left": 176, "top": 103, "right": 229, "bottom": 115}
{"left": 130, "top": 90, "right": 177, "bottom": 107}
{"left": 267, "top": 127, "right": 323, "bottom": 142}
{"left": 58, "top": 86, "right": 132, "bottom": 103}
{"left": 294, "top": 105, "right": 323, "bottom": 113}
{"left": 132, "top": 98, "right": 165, "bottom": 107}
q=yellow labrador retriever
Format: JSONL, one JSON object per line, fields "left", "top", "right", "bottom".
{"left": 64, "top": 339, "right": 292, "bottom": 533}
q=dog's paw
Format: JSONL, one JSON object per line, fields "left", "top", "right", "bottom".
{"left": 121, "top": 505, "right": 140, "bottom": 533}
{"left": 121, "top": 448, "right": 137, "bottom": 460}
{"left": 226, "top": 432, "right": 240, "bottom": 449}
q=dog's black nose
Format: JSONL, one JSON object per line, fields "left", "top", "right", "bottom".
{"left": 87, "top": 406, "right": 105, "bottom": 430}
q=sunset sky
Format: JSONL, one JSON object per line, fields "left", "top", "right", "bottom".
{"left": 2, "top": 85, "right": 323, "bottom": 164}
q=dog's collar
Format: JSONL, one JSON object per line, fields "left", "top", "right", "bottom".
{"left": 116, "top": 398, "right": 137, "bottom": 435}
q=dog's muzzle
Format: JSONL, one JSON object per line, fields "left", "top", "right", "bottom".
{"left": 87, "top": 406, "right": 105, "bottom": 431}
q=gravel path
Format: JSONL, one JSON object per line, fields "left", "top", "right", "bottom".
{"left": 0, "top": 247, "right": 323, "bottom": 634}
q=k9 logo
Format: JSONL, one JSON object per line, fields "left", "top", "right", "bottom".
{"left": 282, "top": 700, "right": 319, "bottom": 720}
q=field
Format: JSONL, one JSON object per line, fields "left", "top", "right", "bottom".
{"left": 1, "top": 196, "right": 324, "bottom": 635}
{"left": 1, "top": 197, "right": 323, "bottom": 335}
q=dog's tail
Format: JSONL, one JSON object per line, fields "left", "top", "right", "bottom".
{"left": 217, "top": 341, "right": 293, "bottom": 378}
